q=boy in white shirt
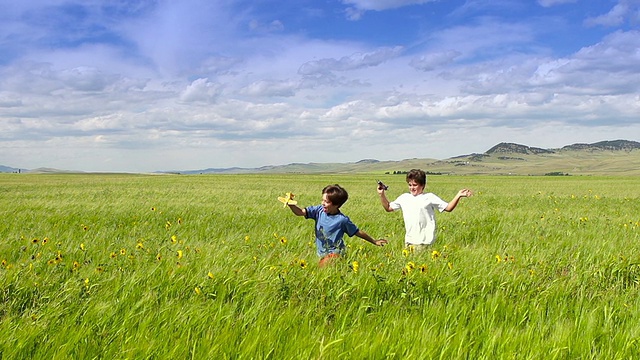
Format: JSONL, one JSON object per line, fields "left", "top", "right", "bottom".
{"left": 377, "top": 169, "right": 472, "bottom": 250}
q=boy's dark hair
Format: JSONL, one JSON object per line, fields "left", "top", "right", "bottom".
{"left": 322, "top": 184, "right": 349, "bottom": 207}
{"left": 406, "top": 169, "right": 427, "bottom": 186}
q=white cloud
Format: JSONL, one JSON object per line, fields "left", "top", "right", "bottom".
{"left": 410, "top": 50, "right": 462, "bottom": 71}
{"left": 585, "top": 0, "right": 640, "bottom": 27}
{"left": 298, "top": 47, "right": 404, "bottom": 76}
{"left": 341, "top": 0, "right": 438, "bottom": 20}
{"left": 342, "top": 0, "right": 437, "bottom": 11}
{"left": 528, "top": 31, "right": 640, "bottom": 95}
{"left": 180, "top": 78, "right": 222, "bottom": 103}
{"left": 537, "top": 0, "right": 577, "bottom": 7}
{"left": 241, "top": 79, "right": 299, "bottom": 97}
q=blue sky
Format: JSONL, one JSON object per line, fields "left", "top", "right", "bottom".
{"left": 0, "top": 0, "right": 639, "bottom": 172}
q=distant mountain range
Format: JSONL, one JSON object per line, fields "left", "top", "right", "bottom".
{"left": 485, "top": 140, "right": 640, "bottom": 155}
{"left": 3, "top": 140, "right": 640, "bottom": 175}
{"left": 169, "top": 139, "right": 640, "bottom": 175}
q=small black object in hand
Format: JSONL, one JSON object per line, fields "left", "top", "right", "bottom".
{"left": 376, "top": 180, "right": 388, "bottom": 190}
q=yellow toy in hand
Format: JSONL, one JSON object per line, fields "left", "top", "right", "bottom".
{"left": 278, "top": 192, "right": 297, "bottom": 207}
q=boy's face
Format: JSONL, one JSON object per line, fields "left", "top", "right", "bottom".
{"left": 407, "top": 180, "right": 425, "bottom": 196}
{"left": 321, "top": 193, "right": 340, "bottom": 214}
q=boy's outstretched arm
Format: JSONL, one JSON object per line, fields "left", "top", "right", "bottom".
{"left": 355, "top": 229, "right": 388, "bottom": 246}
{"left": 288, "top": 203, "right": 306, "bottom": 217}
{"left": 444, "top": 189, "right": 473, "bottom": 212}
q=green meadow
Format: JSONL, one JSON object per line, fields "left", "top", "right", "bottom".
{"left": 2, "top": 173, "right": 640, "bottom": 359}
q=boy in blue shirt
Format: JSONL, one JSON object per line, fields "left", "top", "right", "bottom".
{"left": 286, "top": 184, "right": 388, "bottom": 266}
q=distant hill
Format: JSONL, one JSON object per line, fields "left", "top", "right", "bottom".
{"left": 4, "top": 140, "right": 640, "bottom": 175}
{"left": 428, "top": 139, "right": 640, "bottom": 176}
{"left": 0, "top": 166, "right": 79, "bottom": 174}
{"left": 172, "top": 139, "right": 640, "bottom": 176}
{"left": 0, "top": 165, "right": 21, "bottom": 173}
{"left": 485, "top": 140, "right": 640, "bottom": 155}
{"left": 560, "top": 140, "right": 640, "bottom": 151}
{"left": 486, "top": 142, "right": 554, "bottom": 155}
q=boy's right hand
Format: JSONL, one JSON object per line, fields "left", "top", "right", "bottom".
{"left": 278, "top": 192, "right": 298, "bottom": 207}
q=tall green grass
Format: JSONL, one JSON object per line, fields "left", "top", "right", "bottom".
{"left": 1, "top": 173, "right": 640, "bottom": 359}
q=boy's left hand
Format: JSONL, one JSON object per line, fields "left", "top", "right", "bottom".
{"left": 374, "top": 239, "right": 388, "bottom": 246}
{"left": 458, "top": 189, "right": 473, "bottom": 197}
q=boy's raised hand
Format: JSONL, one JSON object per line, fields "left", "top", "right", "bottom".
{"left": 376, "top": 180, "right": 388, "bottom": 192}
{"left": 458, "top": 189, "right": 473, "bottom": 197}
{"left": 277, "top": 192, "right": 297, "bottom": 207}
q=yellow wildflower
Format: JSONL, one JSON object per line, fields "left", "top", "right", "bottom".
{"left": 176, "top": 250, "right": 183, "bottom": 259}
{"left": 351, "top": 261, "right": 359, "bottom": 273}
{"left": 195, "top": 287, "right": 202, "bottom": 295}
{"left": 403, "top": 262, "right": 416, "bottom": 274}
{"left": 208, "top": 272, "right": 214, "bottom": 279}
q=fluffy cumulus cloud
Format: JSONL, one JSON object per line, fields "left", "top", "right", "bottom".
{"left": 180, "top": 78, "right": 222, "bottom": 103}
{"left": 0, "top": 0, "right": 639, "bottom": 172}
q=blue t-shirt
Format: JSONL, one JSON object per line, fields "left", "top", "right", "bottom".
{"left": 305, "top": 204, "right": 359, "bottom": 257}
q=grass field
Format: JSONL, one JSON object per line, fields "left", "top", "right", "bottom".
{"left": 1, "top": 173, "right": 640, "bottom": 359}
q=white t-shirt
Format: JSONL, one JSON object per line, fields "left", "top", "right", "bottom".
{"left": 389, "top": 192, "right": 448, "bottom": 245}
